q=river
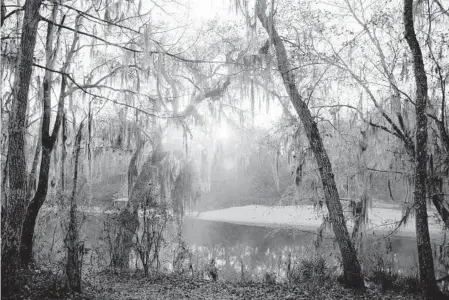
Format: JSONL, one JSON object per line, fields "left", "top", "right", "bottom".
{"left": 36, "top": 204, "right": 447, "bottom": 281}
{"left": 182, "top": 205, "right": 446, "bottom": 281}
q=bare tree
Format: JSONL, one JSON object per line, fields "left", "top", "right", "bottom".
{"left": 65, "top": 122, "right": 84, "bottom": 292}
{"left": 20, "top": 10, "right": 81, "bottom": 267}
{"left": 1, "top": 0, "right": 43, "bottom": 297}
{"left": 403, "top": 0, "right": 443, "bottom": 297}
{"left": 255, "top": 0, "right": 364, "bottom": 288}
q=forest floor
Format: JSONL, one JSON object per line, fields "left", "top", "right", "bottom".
{"left": 17, "top": 269, "right": 431, "bottom": 300}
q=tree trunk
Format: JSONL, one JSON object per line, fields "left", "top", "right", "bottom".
{"left": 256, "top": 0, "right": 363, "bottom": 288}
{"left": 27, "top": 124, "right": 42, "bottom": 202}
{"left": 20, "top": 4, "right": 59, "bottom": 266}
{"left": 20, "top": 145, "right": 53, "bottom": 267}
{"left": 115, "top": 145, "right": 165, "bottom": 271}
{"left": 61, "top": 111, "right": 67, "bottom": 190}
{"left": 20, "top": 13, "right": 79, "bottom": 267}
{"left": 66, "top": 122, "right": 83, "bottom": 293}
{"left": 1, "top": 0, "right": 5, "bottom": 27}
{"left": 1, "top": 0, "right": 42, "bottom": 297}
{"left": 127, "top": 114, "right": 144, "bottom": 197}
{"left": 113, "top": 207, "right": 138, "bottom": 272}
{"left": 403, "top": 1, "right": 442, "bottom": 298}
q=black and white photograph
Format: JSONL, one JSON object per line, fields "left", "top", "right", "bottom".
{"left": 1, "top": 0, "right": 448, "bottom": 299}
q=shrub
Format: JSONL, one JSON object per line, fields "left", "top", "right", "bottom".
{"left": 263, "top": 271, "right": 276, "bottom": 284}
{"left": 371, "top": 269, "right": 398, "bottom": 291}
{"left": 362, "top": 239, "right": 422, "bottom": 293}
{"left": 205, "top": 258, "right": 218, "bottom": 281}
{"left": 290, "top": 256, "right": 332, "bottom": 284}
{"left": 395, "top": 271, "right": 420, "bottom": 293}
{"left": 362, "top": 238, "right": 397, "bottom": 291}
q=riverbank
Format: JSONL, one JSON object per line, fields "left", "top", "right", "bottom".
{"left": 189, "top": 204, "right": 443, "bottom": 240}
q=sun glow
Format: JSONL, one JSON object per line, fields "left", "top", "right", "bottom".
{"left": 216, "top": 122, "right": 231, "bottom": 140}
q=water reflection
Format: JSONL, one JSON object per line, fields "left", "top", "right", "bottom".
{"left": 35, "top": 210, "right": 445, "bottom": 282}
{"left": 182, "top": 218, "right": 428, "bottom": 281}
{"left": 184, "top": 218, "right": 337, "bottom": 281}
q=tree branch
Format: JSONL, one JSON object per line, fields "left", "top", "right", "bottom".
{"left": 434, "top": 0, "right": 449, "bottom": 17}
{"left": 1, "top": 8, "right": 23, "bottom": 27}
{"left": 40, "top": 16, "right": 140, "bottom": 53}
{"left": 52, "top": 1, "right": 141, "bottom": 34}
{"left": 40, "top": 15, "right": 251, "bottom": 66}
{"left": 177, "top": 77, "right": 231, "bottom": 118}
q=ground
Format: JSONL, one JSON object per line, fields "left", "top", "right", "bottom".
{"left": 17, "top": 270, "right": 428, "bottom": 300}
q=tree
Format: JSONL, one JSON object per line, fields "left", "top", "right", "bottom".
{"left": 254, "top": 0, "right": 364, "bottom": 288}
{"left": 17, "top": 0, "right": 152, "bottom": 268}
{"left": 403, "top": 0, "right": 443, "bottom": 297}
{"left": 1, "top": 0, "right": 43, "bottom": 297}
{"left": 20, "top": 5, "right": 80, "bottom": 268}
{"left": 333, "top": 0, "right": 449, "bottom": 229}
{"left": 65, "top": 122, "right": 83, "bottom": 292}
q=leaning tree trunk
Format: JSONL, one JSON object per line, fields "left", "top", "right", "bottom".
{"left": 1, "top": 0, "right": 42, "bottom": 297}
{"left": 66, "top": 122, "right": 83, "bottom": 293}
{"left": 403, "top": 1, "right": 442, "bottom": 297}
{"left": 256, "top": 0, "right": 363, "bottom": 288}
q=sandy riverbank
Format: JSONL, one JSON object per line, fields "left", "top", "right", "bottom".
{"left": 189, "top": 205, "right": 444, "bottom": 241}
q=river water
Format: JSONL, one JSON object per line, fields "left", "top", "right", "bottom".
{"left": 36, "top": 205, "right": 448, "bottom": 281}
{"left": 182, "top": 217, "right": 435, "bottom": 281}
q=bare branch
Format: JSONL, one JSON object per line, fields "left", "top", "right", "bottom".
{"left": 1, "top": 8, "right": 23, "bottom": 27}
{"left": 177, "top": 77, "right": 231, "bottom": 117}
{"left": 53, "top": 1, "right": 141, "bottom": 34}
{"left": 434, "top": 0, "right": 449, "bottom": 17}
{"left": 40, "top": 16, "right": 140, "bottom": 53}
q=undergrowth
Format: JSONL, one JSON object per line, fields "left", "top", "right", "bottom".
{"left": 362, "top": 238, "right": 422, "bottom": 294}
